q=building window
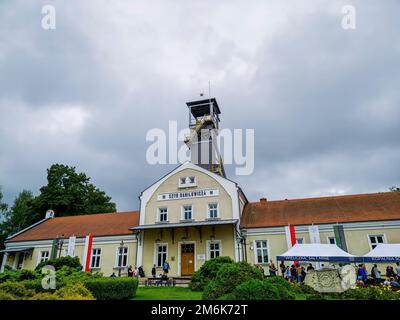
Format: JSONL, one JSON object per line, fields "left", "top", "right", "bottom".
{"left": 116, "top": 247, "right": 128, "bottom": 268}
{"left": 296, "top": 238, "right": 304, "bottom": 244}
{"left": 255, "top": 240, "right": 269, "bottom": 264}
{"left": 39, "top": 251, "right": 49, "bottom": 263}
{"left": 156, "top": 244, "right": 167, "bottom": 267}
{"left": 182, "top": 205, "right": 193, "bottom": 220}
{"left": 208, "top": 241, "right": 221, "bottom": 259}
{"left": 91, "top": 248, "right": 101, "bottom": 268}
{"left": 328, "top": 237, "right": 336, "bottom": 245}
{"left": 179, "top": 176, "right": 197, "bottom": 188}
{"left": 158, "top": 207, "right": 168, "bottom": 222}
{"left": 369, "top": 234, "right": 385, "bottom": 249}
{"left": 208, "top": 203, "right": 219, "bottom": 219}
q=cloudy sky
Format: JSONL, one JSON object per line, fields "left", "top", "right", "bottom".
{"left": 0, "top": 0, "right": 399, "bottom": 212}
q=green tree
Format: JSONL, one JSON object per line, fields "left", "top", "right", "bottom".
{"left": 2, "top": 190, "right": 35, "bottom": 235}
{"left": 31, "top": 164, "right": 116, "bottom": 219}
{"left": 390, "top": 186, "right": 400, "bottom": 192}
{"left": 0, "top": 188, "right": 9, "bottom": 251}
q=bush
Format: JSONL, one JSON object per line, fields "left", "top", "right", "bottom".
{"left": 55, "top": 283, "right": 94, "bottom": 300}
{"left": 306, "top": 293, "right": 327, "bottom": 300}
{"left": 21, "top": 278, "right": 66, "bottom": 293}
{"left": 0, "top": 269, "right": 40, "bottom": 283}
{"left": 203, "top": 262, "right": 263, "bottom": 300}
{"left": 30, "top": 292, "right": 60, "bottom": 300}
{"left": 342, "top": 286, "right": 400, "bottom": 300}
{"left": 190, "top": 256, "right": 234, "bottom": 291}
{"left": 0, "top": 290, "right": 16, "bottom": 300}
{"left": 263, "top": 277, "right": 296, "bottom": 300}
{"left": 0, "top": 281, "right": 35, "bottom": 298}
{"left": 224, "top": 279, "right": 281, "bottom": 300}
{"left": 84, "top": 277, "right": 138, "bottom": 300}
{"left": 35, "top": 256, "right": 82, "bottom": 271}
{"left": 293, "top": 283, "right": 319, "bottom": 295}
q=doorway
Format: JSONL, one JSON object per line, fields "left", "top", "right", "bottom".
{"left": 180, "top": 243, "right": 195, "bottom": 276}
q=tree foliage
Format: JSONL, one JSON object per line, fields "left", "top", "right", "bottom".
{"left": 31, "top": 164, "right": 116, "bottom": 219}
{"left": 0, "top": 164, "right": 116, "bottom": 251}
{"left": 390, "top": 186, "right": 400, "bottom": 192}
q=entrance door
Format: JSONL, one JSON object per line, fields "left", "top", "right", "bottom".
{"left": 181, "top": 243, "right": 195, "bottom": 276}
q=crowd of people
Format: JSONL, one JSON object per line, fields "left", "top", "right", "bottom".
{"left": 357, "top": 262, "right": 400, "bottom": 287}
{"left": 256, "top": 260, "right": 400, "bottom": 288}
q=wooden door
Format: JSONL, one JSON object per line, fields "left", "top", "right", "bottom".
{"left": 181, "top": 244, "right": 195, "bottom": 276}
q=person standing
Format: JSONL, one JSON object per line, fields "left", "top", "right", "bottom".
{"left": 396, "top": 262, "right": 400, "bottom": 278}
{"left": 306, "top": 263, "right": 314, "bottom": 272}
{"left": 290, "top": 264, "right": 297, "bottom": 282}
{"left": 163, "top": 260, "right": 170, "bottom": 274}
{"left": 372, "top": 264, "right": 382, "bottom": 285}
{"left": 269, "top": 260, "right": 277, "bottom": 276}
{"left": 127, "top": 265, "right": 134, "bottom": 277}
{"left": 151, "top": 264, "right": 157, "bottom": 278}
{"left": 284, "top": 266, "right": 291, "bottom": 281}
{"left": 279, "top": 261, "right": 286, "bottom": 276}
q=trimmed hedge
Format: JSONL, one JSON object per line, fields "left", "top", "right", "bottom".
{"left": 203, "top": 262, "right": 263, "bottom": 300}
{"left": 84, "top": 277, "right": 138, "bottom": 300}
{"left": 190, "top": 256, "right": 234, "bottom": 291}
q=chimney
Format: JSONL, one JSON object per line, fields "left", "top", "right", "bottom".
{"left": 260, "top": 198, "right": 267, "bottom": 203}
{"left": 45, "top": 209, "right": 55, "bottom": 219}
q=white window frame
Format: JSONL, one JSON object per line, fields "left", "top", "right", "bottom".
{"left": 154, "top": 243, "right": 168, "bottom": 268}
{"left": 115, "top": 246, "right": 129, "bottom": 268}
{"left": 206, "top": 240, "right": 222, "bottom": 260}
{"left": 327, "top": 236, "right": 336, "bottom": 245}
{"left": 368, "top": 234, "right": 386, "bottom": 250}
{"left": 37, "top": 250, "right": 50, "bottom": 265}
{"left": 90, "top": 248, "right": 102, "bottom": 269}
{"left": 157, "top": 207, "right": 169, "bottom": 223}
{"left": 207, "top": 203, "right": 219, "bottom": 219}
{"left": 181, "top": 204, "right": 193, "bottom": 221}
{"left": 254, "top": 240, "right": 269, "bottom": 265}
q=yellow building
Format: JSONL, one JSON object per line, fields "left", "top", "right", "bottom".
{"left": 1, "top": 98, "right": 400, "bottom": 277}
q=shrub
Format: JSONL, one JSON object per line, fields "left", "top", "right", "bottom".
{"left": 203, "top": 262, "right": 263, "bottom": 300}
{"left": 0, "top": 290, "right": 16, "bottom": 300}
{"left": 190, "top": 256, "right": 234, "bottom": 291}
{"left": 0, "top": 281, "right": 35, "bottom": 298}
{"left": 342, "top": 286, "right": 400, "bottom": 300}
{"left": 293, "top": 283, "right": 319, "bottom": 295}
{"left": 224, "top": 279, "right": 281, "bottom": 300}
{"left": 30, "top": 292, "right": 59, "bottom": 300}
{"left": 35, "top": 256, "right": 82, "bottom": 271}
{"left": 0, "top": 269, "right": 40, "bottom": 283}
{"left": 84, "top": 277, "right": 138, "bottom": 300}
{"left": 21, "top": 278, "right": 66, "bottom": 293}
{"left": 306, "top": 293, "right": 327, "bottom": 300}
{"left": 55, "top": 283, "right": 94, "bottom": 300}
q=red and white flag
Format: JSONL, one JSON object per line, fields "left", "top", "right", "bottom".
{"left": 82, "top": 233, "right": 93, "bottom": 272}
{"left": 285, "top": 224, "right": 296, "bottom": 249}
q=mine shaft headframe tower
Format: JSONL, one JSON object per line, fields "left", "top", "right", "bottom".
{"left": 185, "top": 98, "right": 226, "bottom": 177}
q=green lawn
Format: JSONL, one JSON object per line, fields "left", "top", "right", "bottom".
{"left": 133, "top": 286, "right": 203, "bottom": 300}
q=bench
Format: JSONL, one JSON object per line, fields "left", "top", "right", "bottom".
{"left": 145, "top": 277, "right": 176, "bottom": 287}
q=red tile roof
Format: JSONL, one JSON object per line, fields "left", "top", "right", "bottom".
{"left": 7, "top": 211, "right": 140, "bottom": 242}
{"left": 241, "top": 192, "right": 400, "bottom": 228}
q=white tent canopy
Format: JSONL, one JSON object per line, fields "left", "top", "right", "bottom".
{"left": 277, "top": 243, "right": 357, "bottom": 262}
{"left": 363, "top": 244, "right": 400, "bottom": 263}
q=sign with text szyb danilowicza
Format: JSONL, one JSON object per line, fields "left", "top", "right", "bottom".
{"left": 157, "top": 189, "right": 219, "bottom": 201}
